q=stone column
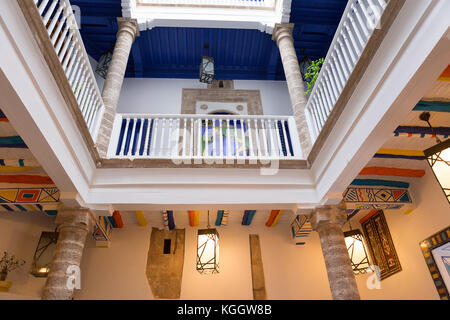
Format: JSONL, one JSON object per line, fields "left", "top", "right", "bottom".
{"left": 272, "top": 23, "right": 312, "bottom": 155}
{"left": 310, "top": 202, "right": 360, "bottom": 300}
{"left": 96, "top": 18, "right": 139, "bottom": 158}
{"left": 41, "top": 208, "right": 92, "bottom": 300}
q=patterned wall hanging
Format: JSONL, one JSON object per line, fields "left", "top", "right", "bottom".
{"left": 290, "top": 215, "right": 313, "bottom": 245}
{"left": 360, "top": 210, "right": 402, "bottom": 280}
{"left": 265, "top": 210, "right": 283, "bottom": 227}
{"left": 242, "top": 210, "right": 256, "bottom": 226}
{"left": 419, "top": 226, "right": 450, "bottom": 300}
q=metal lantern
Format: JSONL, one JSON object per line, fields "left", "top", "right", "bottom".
{"left": 344, "top": 229, "right": 370, "bottom": 275}
{"left": 95, "top": 51, "right": 113, "bottom": 79}
{"left": 424, "top": 139, "right": 450, "bottom": 202}
{"left": 299, "top": 52, "right": 312, "bottom": 81}
{"left": 30, "top": 231, "right": 58, "bottom": 277}
{"left": 199, "top": 56, "right": 214, "bottom": 84}
{"left": 196, "top": 211, "right": 219, "bottom": 274}
{"left": 420, "top": 111, "right": 450, "bottom": 202}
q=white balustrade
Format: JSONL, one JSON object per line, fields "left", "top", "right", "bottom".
{"left": 33, "top": 0, "right": 105, "bottom": 141}
{"left": 305, "top": 0, "right": 388, "bottom": 141}
{"left": 108, "top": 114, "right": 303, "bottom": 161}
{"left": 136, "top": 0, "right": 275, "bottom": 8}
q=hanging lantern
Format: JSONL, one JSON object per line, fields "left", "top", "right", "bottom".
{"left": 424, "top": 139, "right": 450, "bottom": 202}
{"left": 199, "top": 56, "right": 214, "bottom": 84}
{"left": 420, "top": 111, "right": 450, "bottom": 203}
{"left": 196, "top": 211, "right": 219, "bottom": 274}
{"left": 30, "top": 231, "right": 58, "bottom": 277}
{"left": 95, "top": 51, "right": 113, "bottom": 79}
{"left": 299, "top": 50, "right": 312, "bottom": 81}
{"left": 344, "top": 229, "right": 370, "bottom": 275}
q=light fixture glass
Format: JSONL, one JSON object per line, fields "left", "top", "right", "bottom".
{"left": 299, "top": 50, "right": 312, "bottom": 81}
{"left": 420, "top": 111, "right": 450, "bottom": 203}
{"left": 95, "top": 51, "right": 113, "bottom": 79}
{"left": 344, "top": 229, "right": 370, "bottom": 275}
{"left": 199, "top": 56, "right": 214, "bottom": 84}
{"left": 424, "top": 139, "right": 450, "bottom": 203}
{"left": 196, "top": 211, "right": 219, "bottom": 274}
{"left": 30, "top": 231, "right": 58, "bottom": 277}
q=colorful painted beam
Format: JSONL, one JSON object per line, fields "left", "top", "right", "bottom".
{"left": 0, "top": 187, "right": 59, "bottom": 203}
{"left": 0, "top": 159, "right": 40, "bottom": 167}
{"left": 188, "top": 210, "right": 199, "bottom": 227}
{"left": 358, "top": 167, "right": 425, "bottom": 178}
{"left": 242, "top": 210, "right": 256, "bottom": 226}
{"left": 394, "top": 126, "right": 450, "bottom": 137}
{"left": 265, "top": 210, "right": 283, "bottom": 227}
{"left": 162, "top": 210, "right": 175, "bottom": 230}
{"left": 290, "top": 215, "right": 313, "bottom": 245}
{"left": 215, "top": 210, "right": 229, "bottom": 226}
{"left": 136, "top": 210, "right": 147, "bottom": 226}
{"left": 93, "top": 216, "right": 113, "bottom": 248}
{"left": 345, "top": 187, "right": 412, "bottom": 204}
{"left": 412, "top": 100, "right": 450, "bottom": 113}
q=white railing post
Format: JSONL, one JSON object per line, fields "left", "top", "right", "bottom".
{"left": 304, "top": 0, "right": 387, "bottom": 144}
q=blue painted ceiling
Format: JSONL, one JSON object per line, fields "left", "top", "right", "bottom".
{"left": 72, "top": 0, "right": 347, "bottom": 80}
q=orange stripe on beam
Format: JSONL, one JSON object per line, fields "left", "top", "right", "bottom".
{"left": 265, "top": 210, "right": 280, "bottom": 227}
{"left": 359, "top": 167, "right": 425, "bottom": 177}
{"left": 0, "top": 175, "right": 54, "bottom": 184}
{"left": 359, "top": 210, "right": 379, "bottom": 224}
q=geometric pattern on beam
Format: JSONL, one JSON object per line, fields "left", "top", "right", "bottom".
{"left": 374, "top": 148, "right": 426, "bottom": 160}
{"left": 344, "top": 187, "right": 412, "bottom": 204}
{"left": 290, "top": 214, "right": 312, "bottom": 245}
{"left": 93, "top": 216, "right": 113, "bottom": 243}
{"left": 0, "top": 187, "right": 59, "bottom": 203}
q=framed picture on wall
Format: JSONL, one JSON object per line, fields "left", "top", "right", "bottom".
{"left": 360, "top": 210, "right": 402, "bottom": 280}
{"left": 420, "top": 226, "right": 450, "bottom": 300}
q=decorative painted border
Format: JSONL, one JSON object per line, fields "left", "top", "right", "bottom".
{"left": 419, "top": 226, "right": 450, "bottom": 300}
{"left": 0, "top": 187, "right": 59, "bottom": 204}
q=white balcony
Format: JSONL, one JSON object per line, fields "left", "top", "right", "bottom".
{"left": 122, "top": 0, "right": 291, "bottom": 33}
{"left": 108, "top": 113, "right": 303, "bottom": 162}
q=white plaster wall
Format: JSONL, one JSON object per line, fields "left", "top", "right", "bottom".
{"left": 0, "top": 211, "right": 55, "bottom": 299}
{"left": 110, "top": 78, "right": 291, "bottom": 116}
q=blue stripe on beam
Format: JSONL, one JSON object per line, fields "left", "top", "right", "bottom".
{"left": 413, "top": 100, "right": 450, "bottom": 113}
{"left": 167, "top": 210, "right": 175, "bottom": 230}
{"left": 350, "top": 179, "right": 410, "bottom": 188}
{"left": 0, "top": 136, "right": 28, "bottom": 148}
{"left": 395, "top": 126, "right": 450, "bottom": 135}
{"left": 374, "top": 153, "right": 426, "bottom": 160}
{"left": 215, "top": 210, "right": 224, "bottom": 226}
{"left": 2, "top": 204, "right": 13, "bottom": 211}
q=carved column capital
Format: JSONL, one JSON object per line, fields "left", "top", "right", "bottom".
{"left": 310, "top": 201, "right": 347, "bottom": 230}
{"left": 117, "top": 18, "right": 140, "bottom": 40}
{"left": 272, "top": 23, "right": 294, "bottom": 46}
